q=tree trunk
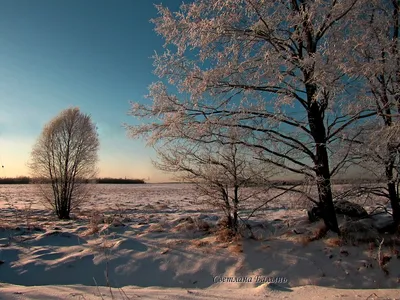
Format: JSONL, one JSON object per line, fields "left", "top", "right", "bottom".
{"left": 56, "top": 199, "right": 70, "bottom": 220}
{"left": 58, "top": 212, "right": 70, "bottom": 220}
{"left": 387, "top": 180, "right": 400, "bottom": 227}
{"left": 308, "top": 93, "right": 340, "bottom": 234}
{"left": 297, "top": 4, "right": 340, "bottom": 234}
{"left": 389, "top": 0, "right": 400, "bottom": 228}
{"left": 378, "top": 93, "right": 400, "bottom": 227}
{"left": 232, "top": 186, "right": 239, "bottom": 233}
{"left": 386, "top": 146, "right": 400, "bottom": 227}
{"left": 221, "top": 187, "right": 234, "bottom": 230}
{"left": 315, "top": 155, "right": 340, "bottom": 234}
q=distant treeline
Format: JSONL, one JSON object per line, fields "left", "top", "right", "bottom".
{"left": 0, "top": 177, "right": 381, "bottom": 185}
{"left": 0, "top": 177, "right": 145, "bottom": 184}
{"left": 0, "top": 176, "right": 31, "bottom": 184}
{"left": 96, "top": 178, "right": 145, "bottom": 184}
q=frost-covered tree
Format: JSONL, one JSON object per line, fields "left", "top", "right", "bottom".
{"left": 29, "top": 107, "right": 99, "bottom": 219}
{"left": 154, "top": 139, "right": 273, "bottom": 234}
{"left": 347, "top": 0, "right": 400, "bottom": 226}
{"left": 127, "top": 0, "right": 376, "bottom": 234}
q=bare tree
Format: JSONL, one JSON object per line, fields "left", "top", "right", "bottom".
{"left": 29, "top": 107, "right": 99, "bottom": 219}
{"left": 154, "top": 139, "right": 274, "bottom": 234}
{"left": 126, "top": 0, "right": 376, "bottom": 234}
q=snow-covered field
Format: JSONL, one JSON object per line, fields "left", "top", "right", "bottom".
{"left": 0, "top": 183, "right": 399, "bottom": 299}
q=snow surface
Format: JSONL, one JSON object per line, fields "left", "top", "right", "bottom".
{"left": 0, "top": 183, "right": 399, "bottom": 299}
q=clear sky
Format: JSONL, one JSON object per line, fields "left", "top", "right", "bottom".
{"left": 0, "top": 0, "right": 185, "bottom": 182}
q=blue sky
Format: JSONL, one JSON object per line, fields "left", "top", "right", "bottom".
{"left": 0, "top": 0, "right": 185, "bottom": 182}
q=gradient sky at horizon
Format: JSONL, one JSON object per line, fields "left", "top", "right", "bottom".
{"left": 0, "top": 0, "right": 187, "bottom": 182}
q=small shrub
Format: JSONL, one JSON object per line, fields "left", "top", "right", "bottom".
{"left": 340, "top": 219, "right": 379, "bottom": 244}
{"left": 215, "top": 228, "right": 236, "bottom": 243}
{"left": 296, "top": 224, "right": 328, "bottom": 246}
{"left": 174, "top": 222, "right": 196, "bottom": 232}
{"left": 192, "top": 239, "right": 211, "bottom": 248}
{"left": 325, "top": 237, "right": 343, "bottom": 247}
{"left": 298, "top": 235, "right": 312, "bottom": 246}
{"left": 215, "top": 226, "right": 242, "bottom": 247}
{"left": 217, "top": 216, "right": 230, "bottom": 229}
{"left": 229, "top": 243, "right": 243, "bottom": 254}
{"left": 311, "top": 224, "right": 328, "bottom": 241}
{"left": 83, "top": 213, "right": 103, "bottom": 236}
{"left": 194, "top": 218, "right": 211, "bottom": 232}
{"left": 148, "top": 223, "right": 165, "bottom": 233}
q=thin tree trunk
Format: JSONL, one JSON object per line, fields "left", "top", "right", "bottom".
{"left": 392, "top": 0, "right": 400, "bottom": 114}
{"left": 221, "top": 187, "right": 233, "bottom": 230}
{"left": 61, "top": 131, "right": 71, "bottom": 219}
{"left": 233, "top": 186, "right": 239, "bottom": 233}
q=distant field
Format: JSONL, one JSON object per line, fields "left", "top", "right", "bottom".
{"left": 0, "top": 182, "right": 385, "bottom": 220}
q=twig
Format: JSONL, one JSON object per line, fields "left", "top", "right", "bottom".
{"left": 377, "top": 238, "right": 384, "bottom": 266}
{"left": 105, "top": 259, "right": 114, "bottom": 299}
{"left": 369, "top": 205, "right": 393, "bottom": 216}
{"left": 365, "top": 293, "right": 379, "bottom": 300}
{"left": 118, "top": 287, "right": 134, "bottom": 299}
{"left": 245, "top": 184, "right": 302, "bottom": 222}
{"left": 377, "top": 238, "right": 389, "bottom": 276}
{"left": 93, "top": 277, "right": 105, "bottom": 300}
